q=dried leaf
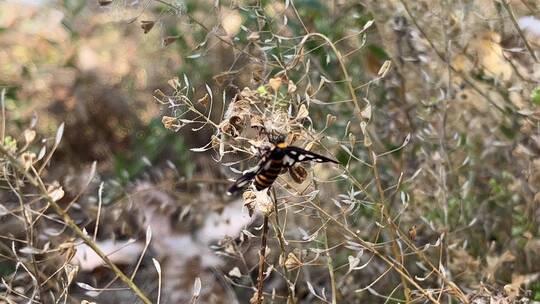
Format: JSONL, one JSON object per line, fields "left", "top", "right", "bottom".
{"left": 296, "top": 104, "right": 309, "bottom": 120}
{"left": 228, "top": 267, "right": 242, "bottom": 278}
{"left": 24, "top": 129, "right": 36, "bottom": 144}
{"left": 197, "top": 94, "right": 209, "bottom": 107}
{"left": 20, "top": 152, "right": 36, "bottom": 171}
{"left": 347, "top": 255, "right": 360, "bottom": 273}
{"left": 377, "top": 60, "right": 392, "bottom": 77}
{"left": 243, "top": 191, "right": 257, "bottom": 217}
{"left": 55, "top": 122, "right": 65, "bottom": 146}
{"left": 162, "top": 116, "right": 177, "bottom": 130}
{"left": 485, "top": 251, "right": 516, "bottom": 282}
{"left": 98, "top": 0, "right": 113, "bottom": 6}
{"left": 408, "top": 225, "right": 417, "bottom": 241}
{"left": 325, "top": 114, "right": 336, "bottom": 128}
{"left": 192, "top": 277, "right": 201, "bottom": 298}
{"left": 268, "top": 76, "right": 282, "bottom": 92}
{"left": 361, "top": 99, "right": 372, "bottom": 121}
{"left": 287, "top": 80, "right": 297, "bottom": 94}
{"left": 47, "top": 183, "right": 65, "bottom": 202}
{"left": 360, "top": 121, "right": 371, "bottom": 147}
{"left": 152, "top": 258, "right": 161, "bottom": 274}
{"left": 163, "top": 36, "right": 180, "bottom": 46}
{"left": 140, "top": 20, "right": 155, "bottom": 34}
{"left": 289, "top": 165, "right": 307, "bottom": 183}
{"left": 284, "top": 252, "right": 302, "bottom": 270}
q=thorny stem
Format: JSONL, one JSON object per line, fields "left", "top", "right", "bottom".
{"left": 256, "top": 213, "right": 270, "bottom": 304}
{"left": 0, "top": 145, "right": 153, "bottom": 304}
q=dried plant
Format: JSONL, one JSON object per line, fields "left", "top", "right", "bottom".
{"left": 1, "top": 0, "right": 539, "bottom": 303}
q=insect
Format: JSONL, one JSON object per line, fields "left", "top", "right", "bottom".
{"left": 227, "top": 139, "right": 338, "bottom": 195}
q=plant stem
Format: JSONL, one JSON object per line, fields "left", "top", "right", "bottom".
{"left": 0, "top": 145, "right": 153, "bottom": 304}
{"left": 256, "top": 213, "right": 270, "bottom": 304}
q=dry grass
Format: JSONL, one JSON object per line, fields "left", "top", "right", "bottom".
{"left": 0, "top": 0, "right": 539, "bottom": 303}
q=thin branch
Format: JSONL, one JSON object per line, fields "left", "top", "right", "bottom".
{"left": 0, "top": 145, "right": 153, "bottom": 304}
{"left": 501, "top": 0, "right": 538, "bottom": 62}
{"left": 255, "top": 213, "right": 270, "bottom": 304}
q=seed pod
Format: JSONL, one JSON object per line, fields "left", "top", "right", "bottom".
{"left": 284, "top": 252, "right": 302, "bottom": 270}
{"left": 220, "top": 122, "right": 239, "bottom": 137}
{"left": 289, "top": 164, "right": 308, "bottom": 184}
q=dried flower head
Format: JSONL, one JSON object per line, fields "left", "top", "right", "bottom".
{"left": 20, "top": 151, "right": 36, "bottom": 171}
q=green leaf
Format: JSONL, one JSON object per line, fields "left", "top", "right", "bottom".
{"left": 531, "top": 86, "right": 540, "bottom": 105}
{"left": 257, "top": 85, "right": 268, "bottom": 95}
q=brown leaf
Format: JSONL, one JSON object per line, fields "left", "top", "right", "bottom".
{"left": 485, "top": 251, "right": 515, "bottom": 282}
{"left": 287, "top": 80, "right": 297, "bottom": 94}
{"left": 98, "top": 0, "right": 113, "bottom": 6}
{"left": 20, "top": 152, "right": 36, "bottom": 171}
{"left": 295, "top": 104, "right": 309, "bottom": 120}
{"left": 268, "top": 76, "right": 282, "bottom": 92}
{"left": 408, "top": 225, "right": 417, "bottom": 241}
{"left": 289, "top": 165, "right": 307, "bottom": 184}
{"left": 140, "top": 20, "right": 155, "bottom": 34}
{"left": 24, "top": 129, "right": 36, "bottom": 145}
{"left": 284, "top": 252, "right": 302, "bottom": 270}
{"left": 250, "top": 115, "right": 265, "bottom": 130}
{"left": 197, "top": 93, "right": 209, "bottom": 107}
{"left": 242, "top": 191, "right": 257, "bottom": 217}
{"left": 163, "top": 36, "right": 180, "bottom": 46}
{"left": 220, "top": 122, "right": 239, "bottom": 137}
{"left": 162, "top": 116, "right": 177, "bottom": 130}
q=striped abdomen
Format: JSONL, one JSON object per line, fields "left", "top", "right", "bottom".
{"left": 254, "top": 159, "right": 283, "bottom": 190}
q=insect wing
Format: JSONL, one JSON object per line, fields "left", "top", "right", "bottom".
{"left": 226, "top": 156, "right": 268, "bottom": 195}
{"left": 227, "top": 171, "right": 256, "bottom": 195}
{"left": 283, "top": 147, "right": 338, "bottom": 167}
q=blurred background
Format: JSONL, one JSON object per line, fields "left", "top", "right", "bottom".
{"left": 0, "top": 0, "right": 539, "bottom": 303}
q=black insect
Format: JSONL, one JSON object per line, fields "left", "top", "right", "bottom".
{"left": 227, "top": 140, "right": 338, "bottom": 195}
